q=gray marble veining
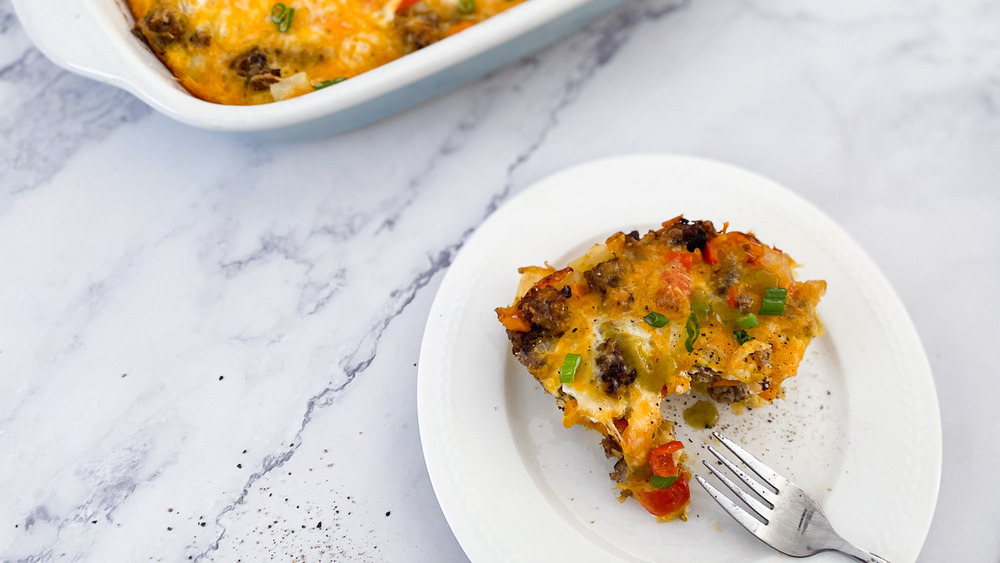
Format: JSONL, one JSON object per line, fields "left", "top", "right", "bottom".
{"left": 1, "top": 0, "right": 999, "bottom": 561}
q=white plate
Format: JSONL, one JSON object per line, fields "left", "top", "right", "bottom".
{"left": 417, "top": 154, "right": 941, "bottom": 563}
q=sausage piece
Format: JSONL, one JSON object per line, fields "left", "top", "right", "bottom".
{"left": 395, "top": 11, "right": 441, "bottom": 50}
{"left": 516, "top": 285, "right": 571, "bottom": 332}
{"left": 595, "top": 338, "right": 637, "bottom": 395}
{"left": 663, "top": 218, "right": 717, "bottom": 252}
{"left": 230, "top": 47, "right": 282, "bottom": 90}
{"left": 134, "top": 9, "right": 187, "bottom": 52}
{"left": 708, "top": 382, "right": 750, "bottom": 404}
{"left": 584, "top": 258, "right": 627, "bottom": 294}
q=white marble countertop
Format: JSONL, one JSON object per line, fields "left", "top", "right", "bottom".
{"left": 1, "top": 0, "right": 998, "bottom": 561}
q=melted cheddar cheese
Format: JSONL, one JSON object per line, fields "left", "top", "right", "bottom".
{"left": 497, "top": 217, "right": 825, "bottom": 520}
{"left": 127, "top": 0, "right": 525, "bottom": 105}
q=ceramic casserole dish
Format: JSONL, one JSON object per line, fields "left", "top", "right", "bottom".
{"left": 12, "top": 0, "right": 625, "bottom": 135}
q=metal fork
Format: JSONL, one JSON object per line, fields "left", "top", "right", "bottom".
{"left": 695, "top": 432, "right": 890, "bottom": 563}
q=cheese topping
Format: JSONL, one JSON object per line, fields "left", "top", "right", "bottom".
{"left": 127, "top": 0, "right": 526, "bottom": 105}
{"left": 497, "top": 217, "right": 826, "bottom": 521}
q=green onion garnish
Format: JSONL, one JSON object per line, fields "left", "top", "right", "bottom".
{"left": 651, "top": 475, "right": 678, "bottom": 489}
{"left": 280, "top": 8, "right": 294, "bottom": 32}
{"left": 271, "top": 3, "right": 294, "bottom": 32}
{"left": 270, "top": 3, "right": 286, "bottom": 23}
{"left": 458, "top": 0, "right": 475, "bottom": 13}
{"left": 684, "top": 313, "right": 699, "bottom": 353}
{"left": 643, "top": 312, "right": 669, "bottom": 328}
{"left": 313, "top": 77, "right": 348, "bottom": 89}
{"left": 733, "top": 330, "right": 754, "bottom": 345}
{"left": 759, "top": 287, "right": 787, "bottom": 316}
{"left": 560, "top": 353, "right": 581, "bottom": 384}
{"left": 737, "top": 312, "right": 759, "bottom": 329}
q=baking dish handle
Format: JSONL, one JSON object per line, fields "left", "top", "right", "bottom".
{"left": 12, "top": 0, "right": 135, "bottom": 88}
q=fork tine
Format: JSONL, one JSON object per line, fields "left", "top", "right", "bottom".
{"left": 712, "top": 431, "right": 791, "bottom": 490}
{"left": 705, "top": 445, "right": 777, "bottom": 504}
{"left": 701, "top": 460, "right": 772, "bottom": 522}
{"left": 695, "top": 475, "right": 766, "bottom": 535}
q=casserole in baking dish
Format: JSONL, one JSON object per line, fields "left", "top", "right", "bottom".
{"left": 126, "top": 0, "right": 527, "bottom": 105}
{"left": 12, "top": 0, "right": 625, "bottom": 134}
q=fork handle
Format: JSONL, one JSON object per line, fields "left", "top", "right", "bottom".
{"left": 837, "top": 542, "right": 891, "bottom": 563}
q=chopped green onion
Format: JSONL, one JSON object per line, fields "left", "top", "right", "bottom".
{"left": 560, "top": 353, "right": 581, "bottom": 384}
{"left": 271, "top": 3, "right": 294, "bottom": 32}
{"left": 737, "top": 312, "right": 759, "bottom": 329}
{"left": 280, "top": 8, "right": 294, "bottom": 32}
{"left": 313, "top": 77, "right": 348, "bottom": 89}
{"left": 270, "top": 3, "right": 287, "bottom": 23}
{"left": 458, "top": 0, "right": 475, "bottom": 13}
{"left": 643, "top": 312, "right": 669, "bottom": 328}
{"left": 733, "top": 329, "right": 754, "bottom": 345}
{"left": 684, "top": 313, "right": 699, "bottom": 353}
{"left": 651, "top": 475, "right": 678, "bottom": 489}
{"left": 759, "top": 287, "right": 787, "bottom": 316}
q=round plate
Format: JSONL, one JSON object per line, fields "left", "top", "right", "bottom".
{"left": 417, "top": 154, "right": 940, "bottom": 562}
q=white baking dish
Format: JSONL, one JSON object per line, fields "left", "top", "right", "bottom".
{"left": 12, "top": 0, "right": 625, "bottom": 136}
